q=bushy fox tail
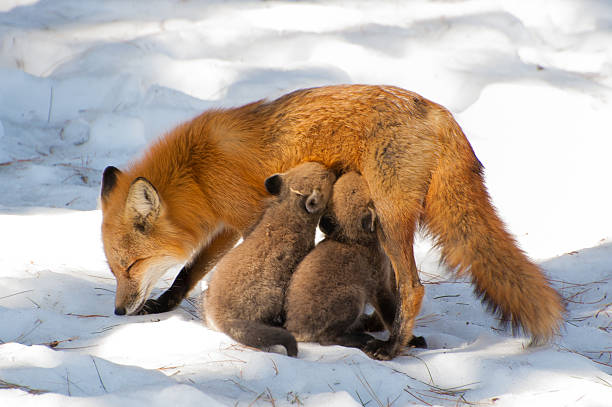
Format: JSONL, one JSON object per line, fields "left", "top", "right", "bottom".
{"left": 221, "top": 320, "right": 298, "bottom": 357}
{"left": 422, "top": 123, "right": 564, "bottom": 344}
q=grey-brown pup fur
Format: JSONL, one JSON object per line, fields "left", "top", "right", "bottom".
{"left": 285, "top": 172, "right": 425, "bottom": 351}
{"left": 201, "top": 162, "right": 336, "bottom": 357}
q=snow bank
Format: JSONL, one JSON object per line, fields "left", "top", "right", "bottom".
{"left": 1, "top": 0, "right": 611, "bottom": 406}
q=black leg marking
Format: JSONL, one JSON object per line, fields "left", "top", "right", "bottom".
{"left": 408, "top": 335, "right": 427, "bottom": 349}
{"left": 362, "top": 339, "right": 394, "bottom": 360}
{"left": 321, "top": 332, "right": 376, "bottom": 349}
{"left": 137, "top": 266, "right": 191, "bottom": 315}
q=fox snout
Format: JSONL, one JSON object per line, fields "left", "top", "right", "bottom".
{"left": 114, "top": 278, "right": 146, "bottom": 316}
{"left": 111, "top": 256, "right": 184, "bottom": 316}
{"left": 114, "top": 306, "right": 127, "bottom": 316}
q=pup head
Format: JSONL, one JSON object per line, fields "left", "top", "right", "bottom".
{"left": 264, "top": 162, "right": 336, "bottom": 217}
{"left": 319, "top": 172, "right": 378, "bottom": 244}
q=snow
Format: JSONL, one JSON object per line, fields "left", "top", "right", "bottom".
{"left": 1, "top": 0, "right": 611, "bottom": 405}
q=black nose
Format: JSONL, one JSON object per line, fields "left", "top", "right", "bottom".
{"left": 114, "top": 306, "right": 126, "bottom": 316}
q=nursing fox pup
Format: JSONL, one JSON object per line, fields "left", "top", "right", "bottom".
{"left": 202, "top": 162, "right": 335, "bottom": 357}
{"left": 285, "top": 172, "right": 425, "bottom": 352}
{"left": 100, "top": 84, "right": 563, "bottom": 360}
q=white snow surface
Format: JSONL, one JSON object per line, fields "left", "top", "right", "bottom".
{"left": 1, "top": 1, "right": 611, "bottom": 406}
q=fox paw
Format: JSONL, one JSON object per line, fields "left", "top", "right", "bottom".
{"left": 138, "top": 298, "right": 167, "bottom": 315}
{"left": 363, "top": 339, "right": 397, "bottom": 360}
{"left": 408, "top": 335, "right": 427, "bottom": 348}
{"left": 137, "top": 289, "right": 185, "bottom": 315}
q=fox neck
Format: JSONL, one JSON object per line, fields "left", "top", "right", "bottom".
{"left": 126, "top": 108, "right": 281, "bottom": 250}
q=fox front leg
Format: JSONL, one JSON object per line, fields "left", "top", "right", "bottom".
{"left": 139, "top": 229, "right": 239, "bottom": 314}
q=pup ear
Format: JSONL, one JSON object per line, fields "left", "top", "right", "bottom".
{"left": 125, "top": 177, "right": 161, "bottom": 233}
{"left": 361, "top": 206, "right": 377, "bottom": 232}
{"left": 101, "top": 166, "right": 121, "bottom": 202}
{"left": 305, "top": 189, "right": 325, "bottom": 214}
{"left": 265, "top": 174, "right": 283, "bottom": 195}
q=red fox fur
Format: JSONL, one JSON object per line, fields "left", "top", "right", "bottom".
{"left": 100, "top": 84, "right": 564, "bottom": 360}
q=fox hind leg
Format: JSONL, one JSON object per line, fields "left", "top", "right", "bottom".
{"left": 363, "top": 226, "right": 424, "bottom": 360}
{"left": 361, "top": 170, "right": 430, "bottom": 359}
{"left": 360, "top": 125, "right": 439, "bottom": 359}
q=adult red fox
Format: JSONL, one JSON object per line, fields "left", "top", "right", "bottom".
{"left": 100, "top": 84, "right": 563, "bottom": 360}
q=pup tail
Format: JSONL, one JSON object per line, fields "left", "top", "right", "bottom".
{"left": 221, "top": 319, "right": 298, "bottom": 357}
{"left": 422, "top": 122, "right": 564, "bottom": 344}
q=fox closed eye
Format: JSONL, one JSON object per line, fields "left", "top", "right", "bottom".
{"left": 125, "top": 258, "right": 145, "bottom": 275}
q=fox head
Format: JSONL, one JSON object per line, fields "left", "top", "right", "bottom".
{"left": 263, "top": 161, "right": 336, "bottom": 218}
{"left": 100, "top": 166, "right": 190, "bottom": 315}
{"left": 318, "top": 172, "right": 378, "bottom": 245}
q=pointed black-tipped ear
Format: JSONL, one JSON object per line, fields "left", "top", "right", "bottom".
{"left": 101, "top": 166, "right": 121, "bottom": 201}
{"left": 125, "top": 177, "right": 161, "bottom": 233}
{"left": 264, "top": 174, "right": 283, "bottom": 195}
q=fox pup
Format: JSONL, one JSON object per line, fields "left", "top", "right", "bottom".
{"left": 100, "top": 84, "right": 563, "bottom": 360}
{"left": 285, "top": 172, "right": 425, "bottom": 353}
{"left": 201, "top": 162, "right": 335, "bottom": 357}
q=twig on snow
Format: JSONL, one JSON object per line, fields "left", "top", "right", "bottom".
{"left": 550, "top": 277, "right": 610, "bottom": 287}
{"left": 248, "top": 388, "right": 276, "bottom": 407}
{"left": 157, "top": 364, "right": 185, "bottom": 371}
{"left": 55, "top": 344, "right": 99, "bottom": 351}
{"left": 595, "top": 302, "right": 612, "bottom": 318}
{"left": 226, "top": 377, "right": 257, "bottom": 395}
{"left": 39, "top": 336, "right": 78, "bottom": 348}
{"left": 270, "top": 357, "right": 279, "bottom": 376}
{"left": 91, "top": 323, "right": 122, "bottom": 334}
{"left": 403, "top": 354, "right": 434, "bottom": 386}
{"left": 596, "top": 376, "right": 612, "bottom": 388}
{"left": 393, "top": 366, "right": 479, "bottom": 406}
{"left": 66, "top": 313, "right": 109, "bottom": 318}
{"left": 15, "top": 319, "right": 42, "bottom": 342}
{"left": 47, "top": 86, "right": 54, "bottom": 123}
{"left": 286, "top": 391, "right": 303, "bottom": 406}
{"left": 415, "top": 313, "right": 441, "bottom": 327}
{"left": 0, "top": 158, "right": 42, "bottom": 167}
{"left": 224, "top": 342, "right": 264, "bottom": 354}
{"left": 565, "top": 292, "right": 607, "bottom": 305}
{"left": 66, "top": 368, "right": 71, "bottom": 396}
{"left": 94, "top": 287, "right": 115, "bottom": 294}
{"left": 354, "top": 368, "right": 394, "bottom": 407}
{"left": 91, "top": 356, "right": 108, "bottom": 393}
{"left": 26, "top": 297, "right": 40, "bottom": 309}
{"left": 0, "top": 289, "right": 34, "bottom": 301}
{"left": 203, "top": 358, "right": 247, "bottom": 365}
{"left": 353, "top": 390, "right": 369, "bottom": 407}
{"left": 179, "top": 296, "right": 201, "bottom": 320}
{"left": 0, "top": 378, "right": 47, "bottom": 395}
{"left": 433, "top": 294, "right": 460, "bottom": 300}
{"left": 559, "top": 345, "right": 612, "bottom": 369}
{"left": 404, "top": 387, "right": 432, "bottom": 406}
